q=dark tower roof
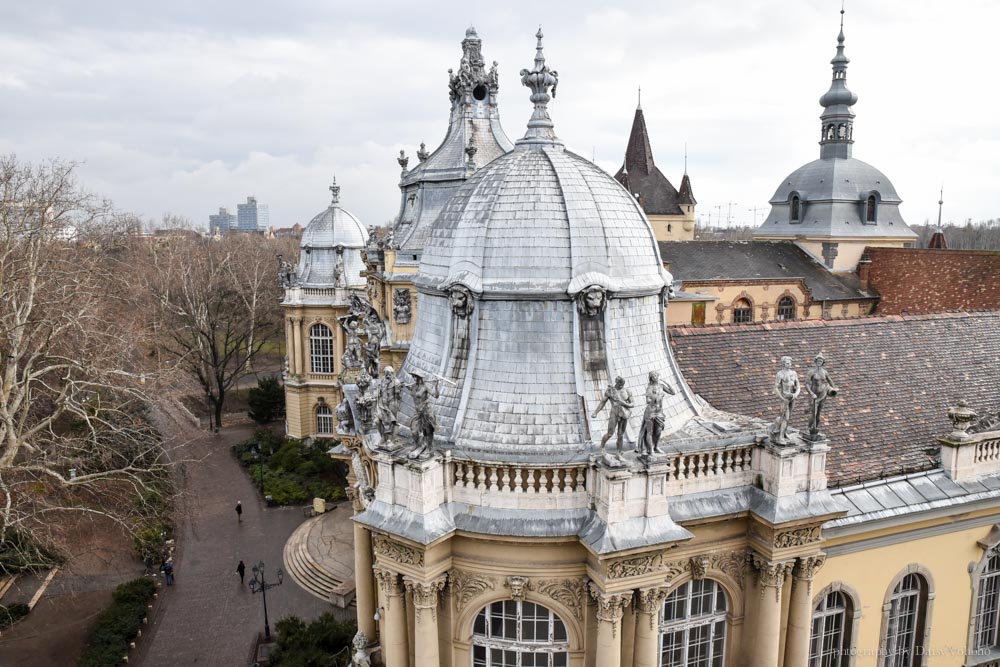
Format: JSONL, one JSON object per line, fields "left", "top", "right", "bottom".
{"left": 613, "top": 107, "right": 684, "bottom": 216}
{"left": 678, "top": 172, "right": 696, "bottom": 206}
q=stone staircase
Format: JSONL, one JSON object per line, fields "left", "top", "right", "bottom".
{"left": 283, "top": 512, "right": 356, "bottom": 607}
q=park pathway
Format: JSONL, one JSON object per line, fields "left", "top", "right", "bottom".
{"left": 138, "top": 423, "right": 334, "bottom": 666}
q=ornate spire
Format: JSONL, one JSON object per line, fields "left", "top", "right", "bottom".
{"left": 517, "top": 28, "right": 561, "bottom": 146}
{"left": 329, "top": 177, "right": 340, "bottom": 205}
{"left": 818, "top": 6, "right": 858, "bottom": 159}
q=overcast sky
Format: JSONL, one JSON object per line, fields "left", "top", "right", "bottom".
{"left": 2, "top": 0, "right": 997, "bottom": 230}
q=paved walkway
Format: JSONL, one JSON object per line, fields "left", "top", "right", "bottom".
{"left": 138, "top": 424, "right": 335, "bottom": 666}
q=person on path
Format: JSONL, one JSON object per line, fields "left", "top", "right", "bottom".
{"left": 235, "top": 500, "right": 242, "bottom": 522}
{"left": 236, "top": 560, "right": 246, "bottom": 584}
{"left": 160, "top": 559, "right": 175, "bottom": 586}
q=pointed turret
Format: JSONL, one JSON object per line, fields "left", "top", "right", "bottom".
{"left": 678, "top": 173, "right": 696, "bottom": 206}
{"left": 818, "top": 9, "right": 859, "bottom": 159}
{"left": 613, "top": 101, "right": 684, "bottom": 217}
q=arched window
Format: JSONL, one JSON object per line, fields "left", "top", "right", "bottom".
{"left": 315, "top": 403, "right": 333, "bottom": 434}
{"left": 776, "top": 296, "right": 795, "bottom": 321}
{"left": 659, "top": 579, "right": 728, "bottom": 667}
{"left": 881, "top": 573, "right": 929, "bottom": 666}
{"left": 732, "top": 299, "right": 752, "bottom": 324}
{"left": 309, "top": 323, "right": 334, "bottom": 373}
{"left": 668, "top": 224, "right": 673, "bottom": 233}
{"left": 974, "top": 548, "right": 1000, "bottom": 651}
{"left": 472, "top": 600, "right": 568, "bottom": 667}
{"left": 866, "top": 195, "right": 877, "bottom": 223}
{"left": 810, "top": 591, "right": 853, "bottom": 666}
{"left": 791, "top": 195, "right": 801, "bottom": 222}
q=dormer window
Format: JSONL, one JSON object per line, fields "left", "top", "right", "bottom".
{"left": 790, "top": 195, "right": 801, "bottom": 222}
{"left": 866, "top": 195, "right": 877, "bottom": 222}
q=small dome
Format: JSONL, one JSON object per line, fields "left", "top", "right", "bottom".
{"left": 771, "top": 157, "right": 901, "bottom": 203}
{"left": 296, "top": 181, "right": 369, "bottom": 288}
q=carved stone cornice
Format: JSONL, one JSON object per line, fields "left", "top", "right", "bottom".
{"left": 607, "top": 551, "right": 667, "bottom": 579}
{"left": 404, "top": 575, "right": 448, "bottom": 621}
{"left": 373, "top": 535, "right": 424, "bottom": 566}
{"left": 636, "top": 586, "right": 670, "bottom": 630}
{"left": 774, "top": 525, "right": 823, "bottom": 549}
{"left": 608, "top": 548, "right": 748, "bottom": 588}
{"left": 536, "top": 577, "right": 587, "bottom": 621}
{"left": 793, "top": 553, "right": 827, "bottom": 581}
{"left": 751, "top": 552, "right": 794, "bottom": 601}
{"left": 450, "top": 569, "right": 496, "bottom": 612}
{"left": 505, "top": 576, "right": 532, "bottom": 601}
{"left": 588, "top": 583, "right": 632, "bottom": 637}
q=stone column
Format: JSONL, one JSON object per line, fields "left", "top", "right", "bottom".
{"left": 404, "top": 575, "right": 447, "bottom": 667}
{"left": 373, "top": 566, "right": 409, "bottom": 667}
{"left": 291, "top": 317, "right": 304, "bottom": 375}
{"left": 784, "top": 554, "right": 826, "bottom": 667}
{"left": 634, "top": 586, "right": 669, "bottom": 667}
{"left": 589, "top": 583, "right": 632, "bottom": 667}
{"left": 750, "top": 553, "right": 793, "bottom": 667}
{"left": 347, "top": 489, "right": 376, "bottom": 640}
{"left": 285, "top": 317, "right": 295, "bottom": 374}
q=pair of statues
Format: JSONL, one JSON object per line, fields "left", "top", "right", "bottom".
{"left": 341, "top": 313, "right": 385, "bottom": 377}
{"left": 591, "top": 371, "right": 676, "bottom": 462}
{"left": 771, "top": 353, "right": 839, "bottom": 445}
{"left": 366, "top": 365, "right": 442, "bottom": 461}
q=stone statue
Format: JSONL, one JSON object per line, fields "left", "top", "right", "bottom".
{"left": 366, "top": 226, "right": 377, "bottom": 250}
{"left": 637, "top": 371, "right": 676, "bottom": 456}
{"left": 770, "top": 356, "right": 801, "bottom": 445}
{"left": 333, "top": 249, "right": 346, "bottom": 288}
{"left": 277, "top": 254, "right": 297, "bottom": 288}
{"left": 364, "top": 314, "right": 384, "bottom": 377}
{"left": 355, "top": 369, "right": 375, "bottom": 428}
{"left": 591, "top": 376, "right": 634, "bottom": 462}
{"left": 384, "top": 227, "right": 395, "bottom": 249}
{"left": 406, "top": 370, "right": 441, "bottom": 460}
{"left": 281, "top": 356, "right": 289, "bottom": 379}
{"left": 449, "top": 285, "right": 475, "bottom": 319}
{"left": 335, "top": 396, "right": 355, "bottom": 435}
{"left": 367, "top": 277, "right": 378, "bottom": 304}
{"left": 576, "top": 285, "right": 606, "bottom": 318}
{"left": 488, "top": 61, "right": 500, "bottom": 89}
{"left": 393, "top": 287, "right": 412, "bottom": 324}
{"left": 350, "top": 630, "right": 379, "bottom": 667}
{"left": 341, "top": 320, "right": 363, "bottom": 369}
{"left": 417, "top": 142, "right": 429, "bottom": 162}
{"left": 375, "top": 366, "right": 403, "bottom": 441}
{"left": 397, "top": 150, "right": 409, "bottom": 171}
{"left": 805, "top": 353, "right": 838, "bottom": 438}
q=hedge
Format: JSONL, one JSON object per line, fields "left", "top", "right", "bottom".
{"left": 77, "top": 578, "right": 157, "bottom": 667}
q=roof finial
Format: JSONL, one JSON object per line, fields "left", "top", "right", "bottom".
{"left": 839, "top": 0, "right": 846, "bottom": 43}
{"left": 517, "top": 27, "right": 561, "bottom": 146}
{"left": 329, "top": 176, "right": 340, "bottom": 205}
{"left": 684, "top": 142, "right": 688, "bottom": 175}
{"left": 637, "top": 85, "right": 642, "bottom": 110}
{"left": 937, "top": 185, "right": 945, "bottom": 230}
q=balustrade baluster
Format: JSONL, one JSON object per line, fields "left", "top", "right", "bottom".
{"left": 514, "top": 467, "right": 524, "bottom": 493}
{"left": 501, "top": 467, "right": 511, "bottom": 492}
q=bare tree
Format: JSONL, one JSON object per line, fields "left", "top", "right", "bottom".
{"left": 0, "top": 155, "right": 169, "bottom": 567}
{"left": 139, "top": 234, "right": 283, "bottom": 429}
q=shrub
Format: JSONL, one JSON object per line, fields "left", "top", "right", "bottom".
{"left": 234, "top": 433, "right": 347, "bottom": 506}
{"left": 247, "top": 375, "right": 286, "bottom": 425}
{"left": 133, "top": 522, "right": 171, "bottom": 562}
{"left": 77, "top": 578, "right": 156, "bottom": 667}
{"left": 0, "top": 603, "right": 29, "bottom": 629}
{"left": 268, "top": 613, "right": 357, "bottom": 667}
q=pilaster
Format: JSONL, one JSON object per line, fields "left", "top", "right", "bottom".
{"left": 373, "top": 565, "right": 408, "bottom": 667}
{"left": 589, "top": 583, "right": 632, "bottom": 667}
{"left": 750, "top": 552, "right": 793, "bottom": 667}
{"left": 404, "top": 575, "right": 447, "bottom": 667}
{"left": 634, "top": 586, "right": 669, "bottom": 667}
{"left": 784, "top": 554, "right": 826, "bottom": 667}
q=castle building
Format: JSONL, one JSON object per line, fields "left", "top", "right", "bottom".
{"left": 614, "top": 103, "right": 696, "bottom": 242}
{"left": 752, "top": 14, "right": 917, "bottom": 272}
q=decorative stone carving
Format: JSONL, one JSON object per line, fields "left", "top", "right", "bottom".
{"left": 277, "top": 254, "right": 297, "bottom": 288}
{"left": 690, "top": 556, "right": 710, "bottom": 580}
{"left": 346, "top": 443, "right": 373, "bottom": 509}
{"left": 608, "top": 552, "right": 665, "bottom": 579}
{"left": 770, "top": 356, "right": 801, "bottom": 445}
{"left": 505, "top": 576, "right": 532, "bottom": 601}
{"left": 588, "top": 584, "right": 631, "bottom": 637}
{"left": 536, "top": 578, "right": 587, "bottom": 621}
{"left": 637, "top": 371, "right": 676, "bottom": 457}
{"left": 592, "top": 376, "right": 634, "bottom": 462}
{"left": 373, "top": 535, "right": 424, "bottom": 566}
{"left": 372, "top": 566, "right": 402, "bottom": 602}
{"left": 450, "top": 569, "right": 495, "bottom": 612}
{"left": 948, "top": 400, "right": 979, "bottom": 440}
{"left": 636, "top": 587, "right": 670, "bottom": 630}
{"left": 336, "top": 397, "right": 355, "bottom": 435}
{"left": 364, "top": 314, "right": 384, "bottom": 377}
{"left": 970, "top": 409, "right": 1000, "bottom": 435}
{"left": 397, "top": 150, "right": 409, "bottom": 171}
{"left": 806, "top": 353, "right": 838, "bottom": 439}
{"left": 709, "top": 550, "right": 749, "bottom": 590}
{"left": 374, "top": 366, "right": 403, "bottom": 443}
{"left": 449, "top": 285, "right": 475, "bottom": 319}
{"left": 792, "top": 554, "right": 827, "bottom": 581}
{"left": 333, "top": 247, "right": 346, "bottom": 288}
{"left": 350, "top": 630, "right": 378, "bottom": 667}
{"left": 354, "top": 369, "right": 375, "bottom": 428}
{"left": 342, "top": 320, "right": 363, "bottom": 370}
{"left": 575, "top": 285, "right": 606, "bottom": 318}
{"left": 393, "top": 288, "right": 412, "bottom": 324}
{"left": 751, "top": 553, "right": 793, "bottom": 601}
{"left": 774, "top": 525, "right": 823, "bottom": 549}
{"left": 404, "top": 576, "right": 447, "bottom": 621}
{"left": 417, "top": 142, "right": 429, "bottom": 162}
{"left": 367, "top": 276, "right": 378, "bottom": 304}
{"left": 406, "top": 370, "right": 441, "bottom": 460}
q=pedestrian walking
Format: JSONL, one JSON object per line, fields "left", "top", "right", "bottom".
{"left": 160, "top": 559, "right": 175, "bottom": 586}
{"left": 235, "top": 500, "right": 243, "bottom": 522}
{"left": 236, "top": 560, "right": 246, "bottom": 585}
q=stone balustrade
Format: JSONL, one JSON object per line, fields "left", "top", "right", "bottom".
{"left": 664, "top": 443, "right": 756, "bottom": 496}
{"left": 448, "top": 460, "right": 590, "bottom": 510}
{"left": 940, "top": 430, "right": 1000, "bottom": 483}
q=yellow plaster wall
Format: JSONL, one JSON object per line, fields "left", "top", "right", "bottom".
{"left": 817, "top": 522, "right": 993, "bottom": 665}
{"left": 792, "top": 239, "right": 911, "bottom": 273}
{"left": 666, "top": 300, "right": 696, "bottom": 326}
{"left": 648, "top": 210, "right": 696, "bottom": 242}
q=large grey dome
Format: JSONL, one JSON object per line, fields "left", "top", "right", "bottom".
{"left": 296, "top": 180, "right": 369, "bottom": 288}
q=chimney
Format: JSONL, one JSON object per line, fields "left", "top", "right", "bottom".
{"left": 857, "top": 253, "right": 872, "bottom": 292}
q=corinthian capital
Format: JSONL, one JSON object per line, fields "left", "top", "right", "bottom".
{"left": 793, "top": 553, "right": 827, "bottom": 581}
{"left": 751, "top": 552, "right": 793, "bottom": 601}
{"left": 404, "top": 574, "right": 448, "bottom": 621}
{"left": 588, "top": 583, "right": 632, "bottom": 636}
{"left": 636, "top": 586, "right": 670, "bottom": 630}
{"left": 372, "top": 565, "right": 401, "bottom": 594}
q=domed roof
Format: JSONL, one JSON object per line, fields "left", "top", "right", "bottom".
{"left": 296, "top": 179, "right": 369, "bottom": 288}
{"left": 771, "top": 157, "right": 901, "bottom": 203}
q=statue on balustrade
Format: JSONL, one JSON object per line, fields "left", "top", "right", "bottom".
{"left": 591, "top": 376, "right": 633, "bottom": 463}
{"left": 805, "top": 353, "right": 838, "bottom": 439}
{"left": 406, "top": 370, "right": 442, "bottom": 460}
{"left": 637, "top": 370, "right": 675, "bottom": 456}
{"left": 375, "top": 366, "right": 403, "bottom": 442}
{"left": 342, "top": 320, "right": 363, "bottom": 369}
{"left": 770, "top": 356, "right": 801, "bottom": 445}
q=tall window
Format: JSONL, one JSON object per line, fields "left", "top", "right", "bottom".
{"left": 974, "top": 549, "right": 1000, "bottom": 651}
{"left": 810, "top": 591, "right": 852, "bottom": 666}
{"left": 882, "top": 574, "right": 926, "bottom": 667}
{"left": 309, "top": 323, "right": 334, "bottom": 373}
{"left": 866, "top": 195, "right": 877, "bottom": 223}
{"left": 776, "top": 296, "right": 795, "bottom": 321}
{"left": 315, "top": 403, "right": 333, "bottom": 434}
{"left": 472, "top": 600, "right": 568, "bottom": 667}
{"left": 791, "top": 195, "right": 801, "bottom": 222}
{"left": 732, "top": 299, "right": 752, "bottom": 324}
{"left": 659, "top": 579, "right": 728, "bottom": 667}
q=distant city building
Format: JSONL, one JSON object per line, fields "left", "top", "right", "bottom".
{"left": 270, "top": 223, "right": 303, "bottom": 239}
{"left": 237, "top": 196, "right": 269, "bottom": 232}
{"left": 208, "top": 207, "right": 236, "bottom": 234}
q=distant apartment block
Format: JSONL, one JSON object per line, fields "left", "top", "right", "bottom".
{"left": 208, "top": 207, "right": 236, "bottom": 234}
{"left": 237, "top": 196, "right": 269, "bottom": 232}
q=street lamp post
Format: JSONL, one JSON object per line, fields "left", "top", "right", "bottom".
{"left": 249, "top": 560, "right": 283, "bottom": 641}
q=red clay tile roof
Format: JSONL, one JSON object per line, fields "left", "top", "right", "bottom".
{"left": 669, "top": 312, "right": 1000, "bottom": 486}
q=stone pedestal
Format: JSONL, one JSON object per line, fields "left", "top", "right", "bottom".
{"left": 373, "top": 566, "right": 408, "bottom": 667}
